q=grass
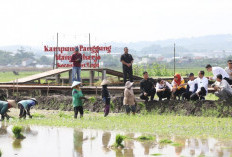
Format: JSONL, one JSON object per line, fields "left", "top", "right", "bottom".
{"left": 0, "top": 71, "right": 40, "bottom": 82}
{"left": 159, "top": 139, "right": 173, "bottom": 144}
{"left": 7, "top": 112, "right": 232, "bottom": 139}
{"left": 12, "top": 126, "right": 25, "bottom": 139}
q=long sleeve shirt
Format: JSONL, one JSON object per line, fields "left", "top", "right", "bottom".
{"left": 187, "top": 80, "right": 197, "bottom": 92}
{"left": 225, "top": 67, "right": 232, "bottom": 79}
{"left": 195, "top": 77, "right": 208, "bottom": 93}
{"left": 212, "top": 67, "right": 229, "bottom": 80}
{"left": 156, "top": 81, "right": 172, "bottom": 92}
{"left": 212, "top": 79, "right": 232, "bottom": 94}
{"left": 70, "top": 53, "right": 82, "bottom": 67}
{"left": 140, "top": 78, "right": 156, "bottom": 93}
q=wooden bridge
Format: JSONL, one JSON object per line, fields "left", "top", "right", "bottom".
{"left": 4, "top": 68, "right": 143, "bottom": 85}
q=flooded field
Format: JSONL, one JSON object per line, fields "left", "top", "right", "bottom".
{"left": 0, "top": 123, "right": 232, "bottom": 157}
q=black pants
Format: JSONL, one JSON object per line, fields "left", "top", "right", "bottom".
{"left": 157, "top": 89, "right": 171, "bottom": 101}
{"left": 190, "top": 87, "right": 207, "bottom": 101}
{"left": 182, "top": 91, "right": 193, "bottom": 100}
{"left": 123, "top": 67, "right": 133, "bottom": 84}
{"left": 173, "top": 88, "right": 186, "bottom": 100}
{"left": 224, "top": 77, "right": 232, "bottom": 85}
{"left": 140, "top": 89, "right": 156, "bottom": 101}
{"left": 19, "top": 104, "right": 31, "bottom": 119}
{"left": 74, "top": 106, "right": 83, "bottom": 118}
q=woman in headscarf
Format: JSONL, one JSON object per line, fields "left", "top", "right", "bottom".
{"left": 171, "top": 74, "right": 186, "bottom": 100}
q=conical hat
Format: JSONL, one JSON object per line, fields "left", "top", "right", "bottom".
{"left": 7, "top": 100, "right": 17, "bottom": 108}
{"left": 30, "top": 98, "right": 38, "bottom": 104}
{"left": 101, "top": 79, "right": 110, "bottom": 86}
{"left": 71, "top": 81, "right": 81, "bottom": 88}
{"left": 125, "top": 81, "right": 134, "bottom": 88}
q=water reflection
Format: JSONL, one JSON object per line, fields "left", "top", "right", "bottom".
{"left": 73, "top": 130, "right": 88, "bottom": 157}
{"left": 0, "top": 123, "right": 7, "bottom": 135}
{"left": 102, "top": 132, "right": 111, "bottom": 153}
{"left": 124, "top": 133, "right": 135, "bottom": 157}
{"left": 12, "top": 139, "right": 23, "bottom": 149}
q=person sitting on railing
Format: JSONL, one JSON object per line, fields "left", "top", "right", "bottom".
{"left": 212, "top": 74, "right": 232, "bottom": 100}
{"left": 180, "top": 73, "right": 198, "bottom": 101}
{"left": 206, "top": 64, "right": 232, "bottom": 85}
{"left": 171, "top": 74, "right": 186, "bottom": 100}
{"left": 190, "top": 71, "right": 208, "bottom": 101}
{"left": 18, "top": 98, "right": 38, "bottom": 119}
{"left": 156, "top": 78, "right": 172, "bottom": 101}
{"left": 140, "top": 72, "right": 156, "bottom": 102}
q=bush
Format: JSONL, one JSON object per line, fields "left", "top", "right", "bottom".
{"left": 12, "top": 126, "right": 25, "bottom": 139}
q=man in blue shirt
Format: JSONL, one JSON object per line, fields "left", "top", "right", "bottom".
{"left": 18, "top": 98, "right": 38, "bottom": 119}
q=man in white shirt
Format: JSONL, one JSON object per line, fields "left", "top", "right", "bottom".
{"left": 212, "top": 74, "right": 232, "bottom": 100}
{"left": 156, "top": 78, "right": 172, "bottom": 101}
{"left": 225, "top": 60, "right": 232, "bottom": 80}
{"left": 190, "top": 71, "right": 208, "bottom": 101}
{"left": 181, "top": 73, "right": 198, "bottom": 100}
{"left": 206, "top": 64, "right": 232, "bottom": 85}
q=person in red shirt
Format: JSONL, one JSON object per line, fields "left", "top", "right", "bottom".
{"left": 70, "top": 46, "right": 82, "bottom": 82}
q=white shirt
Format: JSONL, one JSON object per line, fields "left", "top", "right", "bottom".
{"left": 225, "top": 67, "right": 232, "bottom": 79}
{"left": 156, "top": 81, "right": 172, "bottom": 92}
{"left": 213, "top": 79, "right": 232, "bottom": 94}
{"left": 195, "top": 77, "right": 208, "bottom": 93}
{"left": 212, "top": 67, "right": 229, "bottom": 80}
{"left": 188, "top": 80, "right": 196, "bottom": 92}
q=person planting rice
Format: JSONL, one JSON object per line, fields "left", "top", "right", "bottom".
{"left": 0, "top": 100, "right": 17, "bottom": 121}
{"left": 72, "top": 81, "right": 87, "bottom": 119}
{"left": 124, "top": 81, "right": 136, "bottom": 115}
{"left": 171, "top": 74, "right": 186, "bottom": 100}
{"left": 101, "top": 79, "right": 111, "bottom": 117}
{"left": 18, "top": 98, "right": 38, "bottom": 119}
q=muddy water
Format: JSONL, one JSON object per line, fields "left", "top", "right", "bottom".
{"left": 0, "top": 123, "right": 232, "bottom": 157}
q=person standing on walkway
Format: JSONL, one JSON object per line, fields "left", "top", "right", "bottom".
{"left": 70, "top": 46, "right": 82, "bottom": 82}
{"left": 101, "top": 79, "right": 111, "bottom": 117}
{"left": 120, "top": 47, "right": 134, "bottom": 84}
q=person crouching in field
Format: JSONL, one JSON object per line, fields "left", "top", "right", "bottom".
{"left": 190, "top": 71, "right": 208, "bottom": 101}
{"left": 171, "top": 74, "right": 186, "bottom": 100}
{"left": 124, "top": 81, "right": 136, "bottom": 115}
{"left": 0, "top": 100, "right": 17, "bottom": 121}
{"left": 156, "top": 78, "right": 172, "bottom": 101}
{"left": 18, "top": 98, "right": 38, "bottom": 119}
{"left": 101, "top": 79, "right": 111, "bottom": 117}
{"left": 212, "top": 74, "right": 232, "bottom": 100}
{"left": 181, "top": 73, "right": 198, "bottom": 100}
{"left": 72, "top": 81, "right": 87, "bottom": 119}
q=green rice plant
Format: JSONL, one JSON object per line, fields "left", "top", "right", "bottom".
{"left": 58, "top": 111, "right": 72, "bottom": 118}
{"left": 138, "top": 102, "right": 145, "bottom": 109}
{"left": 12, "top": 126, "right": 25, "bottom": 139}
{"left": 89, "top": 97, "right": 97, "bottom": 104}
{"left": 0, "top": 149, "right": 2, "bottom": 157}
{"left": 113, "top": 134, "right": 126, "bottom": 148}
{"left": 84, "top": 110, "right": 90, "bottom": 114}
{"left": 31, "top": 113, "right": 45, "bottom": 118}
{"left": 110, "top": 101, "right": 115, "bottom": 111}
{"left": 137, "top": 135, "right": 155, "bottom": 141}
{"left": 171, "top": 143, "right": 183, "bottom": 147}
{"left": 151, "top": 153, "right": 163, "bottom": 156}
{"left": 159, "top": 139, "right": 173, "bottom": 144}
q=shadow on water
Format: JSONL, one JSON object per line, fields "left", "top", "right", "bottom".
{"left": 102, "top": 132, "right": 111, "bottom": 153}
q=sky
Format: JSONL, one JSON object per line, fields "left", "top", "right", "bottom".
{"left": 0, "top": 0, "right": 232, "bottom": 46}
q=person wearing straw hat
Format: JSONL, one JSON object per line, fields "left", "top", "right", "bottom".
{"left": 101, "top": 79, "right": 111, "bottom": 117}
{"left": 72, "top": 81, "right": 87, "bottom": 119}
{"left": 124, "top": 81, "right": 136, "bottom": 115}
{"left": 0, "top": 100, "right": 17, "bottom": 121}
{"left": 18, "top": 98, "right": 38, "bottom": 119}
